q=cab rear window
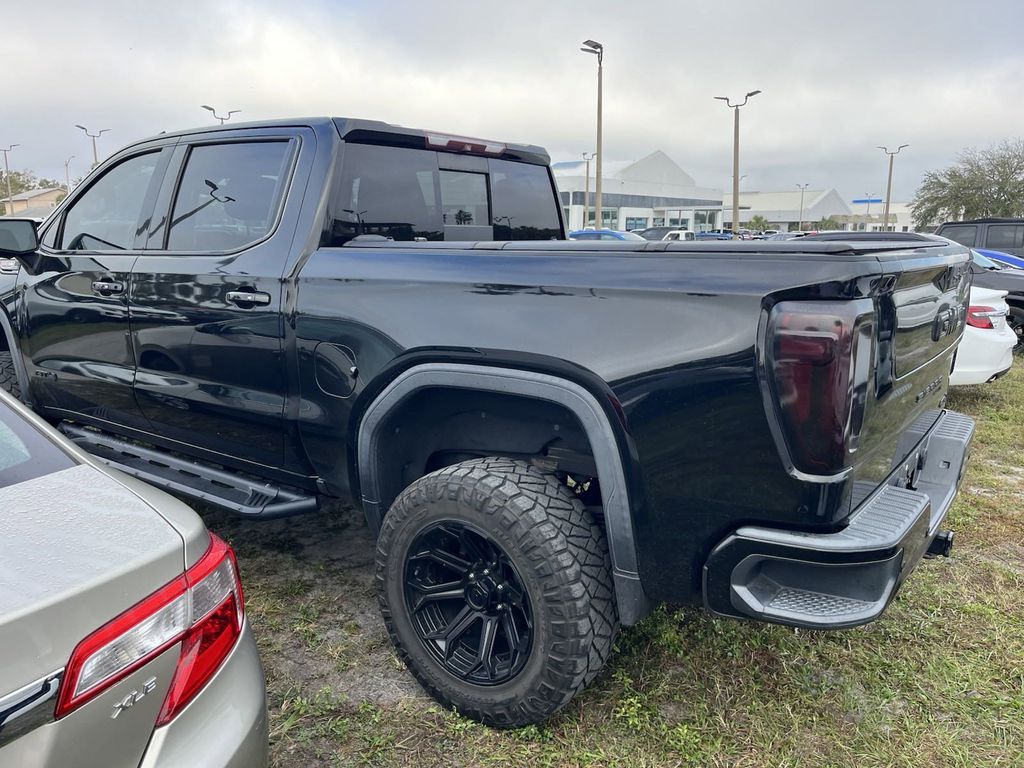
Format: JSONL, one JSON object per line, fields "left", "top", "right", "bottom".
{"left": 324, "top": 143, "right": 562, "bottom": 245}
{"left": 0, "top": 401, "right": 74, "bottom": 489}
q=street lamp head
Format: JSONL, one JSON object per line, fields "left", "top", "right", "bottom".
{"left": 746, "top": 90, "right": 762, "bottom": 98}
{"left": 582, "top": 39, "right": 602, "bottom": 51}
{"left": 75, "top": 124, "right": 87, "bottom": 132}
{"left": 579, "top": 47, "right": 598, "bottom": 55}
{"left": 713, "top": 96, "right": 729, "bottom": 102}
{"left": 99, "top": 129, "right": 110, "bottom": 136}
{"left": 227, "top": 110, "right": 241, "bottom": 118}
{"left": 898, "top": 144, "right": 909, "bottom": 151}
{"left": 201, "top": 105, "right": 215, "bottom": 113}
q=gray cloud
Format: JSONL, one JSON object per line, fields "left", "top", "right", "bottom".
{"left": 5, "top": 0, "right": 1023, "bottom": 202}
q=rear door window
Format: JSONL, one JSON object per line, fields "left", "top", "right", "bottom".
{"left": 984, "top": 224, "right": 1024, "bottom": 250}
{"left": 939, "top": 224, "right": 977, "bottom": 247}
{"left": 166, "top": 141, "right": 293, "bottom": 252}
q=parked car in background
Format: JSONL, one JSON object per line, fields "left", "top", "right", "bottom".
{"left": 950, "top": 286, "right": 1015, "bottom": 385}
{"left": 936, "top": 218, "right": 1024, "bottom": 258}
{"left": 766, "top": 232, "right": 806, "bottom": 241}
{"left": 0, "top": 389, "right": 267, "bottom": 767}
{"left": 968, "top": 249, "right": 1024, "bottom": 351}
{"left": 569, "top": 228, "right": 648, "bottom": 241}
{"left": 976, "top": 247, "right": 1024, "bottom": 270}
{"left": 636, "top": 226, "right": 689, "bottom": 241}
{"left": 695, "top": 230, "right": 732, "bottom": 240}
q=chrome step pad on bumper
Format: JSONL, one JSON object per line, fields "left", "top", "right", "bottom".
{"left": 704, "top": 409, "right": 975, "bottom": 630}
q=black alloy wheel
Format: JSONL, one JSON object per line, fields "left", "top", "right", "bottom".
{"left": 403, "top": 521, "right": 533, "bottom": 685}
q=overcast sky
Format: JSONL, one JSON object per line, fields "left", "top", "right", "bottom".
{"left": 5, "top": 0, "right": 1023, "bottom": 202}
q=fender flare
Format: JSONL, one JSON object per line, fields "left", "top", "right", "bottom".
{"left": 0, "top": 307, "right": 31, "bottom": 404}
{"left": 356, "top": 362, "right": 652, "bottom": 624}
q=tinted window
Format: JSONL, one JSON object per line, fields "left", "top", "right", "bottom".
{"left": 61, "top": 152, "right": 159, "bottom": 250}
{"left": 571, "top": 232, "right": 600, "bottom": 240}
{"left": 327, "top": 144, "right": 443, "bottom": 244}
{"left": 939, "top": 224, "right": 977, "bottom": 247}
{"left": 167, "top": 141, "right": 292, "bottom": 251}
{"left": 984, "top": 224, "right": 1024, "bottom": 250}
{"left": 439, "top": 171, "right": 488, "bottom": 228}
{"left": 325, "top": 145, "right": 563, "bottom": 245}
{"left": 0, "top": 399, "right": 74, "bottom": 489}
{"left": 488, "top": 159, "right": 561, "bottom": 240}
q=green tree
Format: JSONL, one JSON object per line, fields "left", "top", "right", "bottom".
{"left": 815, "top": 216, "right": 842, "bottom": 231}
{"left": 911, "top": 138, "right": 1024, "bottom": 229}
{"left": 747, "top": 214, "right": 770, "bottom": 232}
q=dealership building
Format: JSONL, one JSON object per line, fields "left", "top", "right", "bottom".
{"left": 551, "top": 151, "right": 723, "bottom": 232}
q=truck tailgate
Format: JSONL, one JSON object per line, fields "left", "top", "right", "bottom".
{"left": 849, "top": 246, "right": 971, "bottom": 510}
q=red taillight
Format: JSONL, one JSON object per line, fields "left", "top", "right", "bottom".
{"left": 55, "top": 534, "right": 243, "bottom": 722}
{"left": 966, "top": 305, "right": 997, "bottom": 329}
{"left": 765, "top": 300, "right": 874, "bottom": 476}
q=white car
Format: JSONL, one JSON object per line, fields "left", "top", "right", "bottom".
{"left": 950, "top": 286, "right": 1016, "bottom": 386}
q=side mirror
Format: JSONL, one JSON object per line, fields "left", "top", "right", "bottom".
{"left": 0, "top": 218, "right": 39, "bottom": 258}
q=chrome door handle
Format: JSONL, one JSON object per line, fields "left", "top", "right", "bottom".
{"left": 226, "top": 290, "right": 272, "bottom": 307}
{"left": 91, "top": 280, "right": 125, "bottom": 295}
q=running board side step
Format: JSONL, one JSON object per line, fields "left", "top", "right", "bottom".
{"left": 59, "top": 423, "right": 318, "bottom": 519}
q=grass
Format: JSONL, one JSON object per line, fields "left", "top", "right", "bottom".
{"left": 205, "top": 365, "right": 1024, "bottom": 767}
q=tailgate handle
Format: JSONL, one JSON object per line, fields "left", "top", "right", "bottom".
{"left": 226, "top": 290, "right": 271, "bottom": 307}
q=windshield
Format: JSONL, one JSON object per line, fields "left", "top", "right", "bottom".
{"left": 0, "top": 397, "right": 75, "bottom": 489}
{"left": 971, "top": 250, "right": 1004, "bottom": 270}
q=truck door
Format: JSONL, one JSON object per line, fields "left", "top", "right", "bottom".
{"left": 16, "top": 147, "right": 170, "bottom": 430}
{"left": 128, "top": 129, "right": 308, "bottom": 469}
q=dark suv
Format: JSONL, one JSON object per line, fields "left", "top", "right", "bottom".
{"left": 936, "top": 218, "right": 1024, "bottom": 257}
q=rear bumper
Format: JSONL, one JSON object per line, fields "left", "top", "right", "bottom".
{"left": 703, "top": 410, "right": 975, "bottom": 629}
{"left": 949, "top": 324, "right": 1015, "bottom": 386}
{"left": 138, "top": 620, "right": 268, "bottom": 768}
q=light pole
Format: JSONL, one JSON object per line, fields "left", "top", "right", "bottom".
{"left": 75, "top": 125, "right": 110, "bottom": 167}
{"left": 863, "top": 192, "right": 876, "bottom": 231}
{"left": 64, "top": 156, "right": 75, "bottom": 194}
{"left": 715, "top": 90, "right": 761, "bottom": 239}
{"left": 582, "top": 151, "right": 596, "bottom": 228}
{"left": 877, "top": 145, "right": 908, "bottom": 232}
{"left": 580, "top": 40, "right": 603, "bottom": 229}
{"left": 796, "top": 183, "right": 810, "bottom": 231}
{"left": 1, "top": 144, "right": 18, "bottom": 216}
{"left": 201, "top": 105, "right": 240, "bottom": 125}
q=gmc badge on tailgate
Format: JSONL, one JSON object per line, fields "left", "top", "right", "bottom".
{"left": 932, "top": 303, "right": 964, "bottom": 342}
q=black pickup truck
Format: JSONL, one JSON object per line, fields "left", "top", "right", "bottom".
{"left": 0, "top": 118, "right": 975, "bottom": 726}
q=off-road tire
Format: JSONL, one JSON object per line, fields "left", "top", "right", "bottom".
{"left": 376, "top": 457, "right": 618, "bottom": 727}
{"left": 0, "top": 351, "right": 21, "bottom": 399}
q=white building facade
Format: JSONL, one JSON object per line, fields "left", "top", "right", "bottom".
{"left": 552, "top": 151, "right": 723, "bottom": 232}
{"left": 835, "top": 201, "right": 916, "bottom": 232}
{"left": 721, "top": 189, "right": 852, "bottom": 231}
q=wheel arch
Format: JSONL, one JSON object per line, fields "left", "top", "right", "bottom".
{"left": 355, "top": 361, "right": 652, "bottom": 624}
{"left": 0, "top": 305, "right": 31, "bottom": 403}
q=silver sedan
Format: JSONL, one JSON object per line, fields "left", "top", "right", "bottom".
{"left": 0, "top": 389, "right": 268, "bottom": 767}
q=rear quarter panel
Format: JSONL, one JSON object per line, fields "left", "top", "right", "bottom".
{"left": 293, "top": 245, "right": 889, "bottom": 602}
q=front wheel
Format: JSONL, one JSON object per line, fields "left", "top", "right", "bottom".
{"left": 0, "top": 351, "right": 21, "bottom": 399}
{"left": 375, "top": 457, "right": 618, "bottom": 727}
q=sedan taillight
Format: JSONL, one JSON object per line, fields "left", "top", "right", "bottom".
{"left": 55, "top": 534, "right": 244, "bottom": 722}
{"left": 966, "top": 305, "right": 1001, "bottom": 330}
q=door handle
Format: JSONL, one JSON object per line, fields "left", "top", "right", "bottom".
{"left": 92, "top": 280, "right": 125, "bottom": 296}
{"left": 226, "top": 290, "right": 272, "bottom": 307}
